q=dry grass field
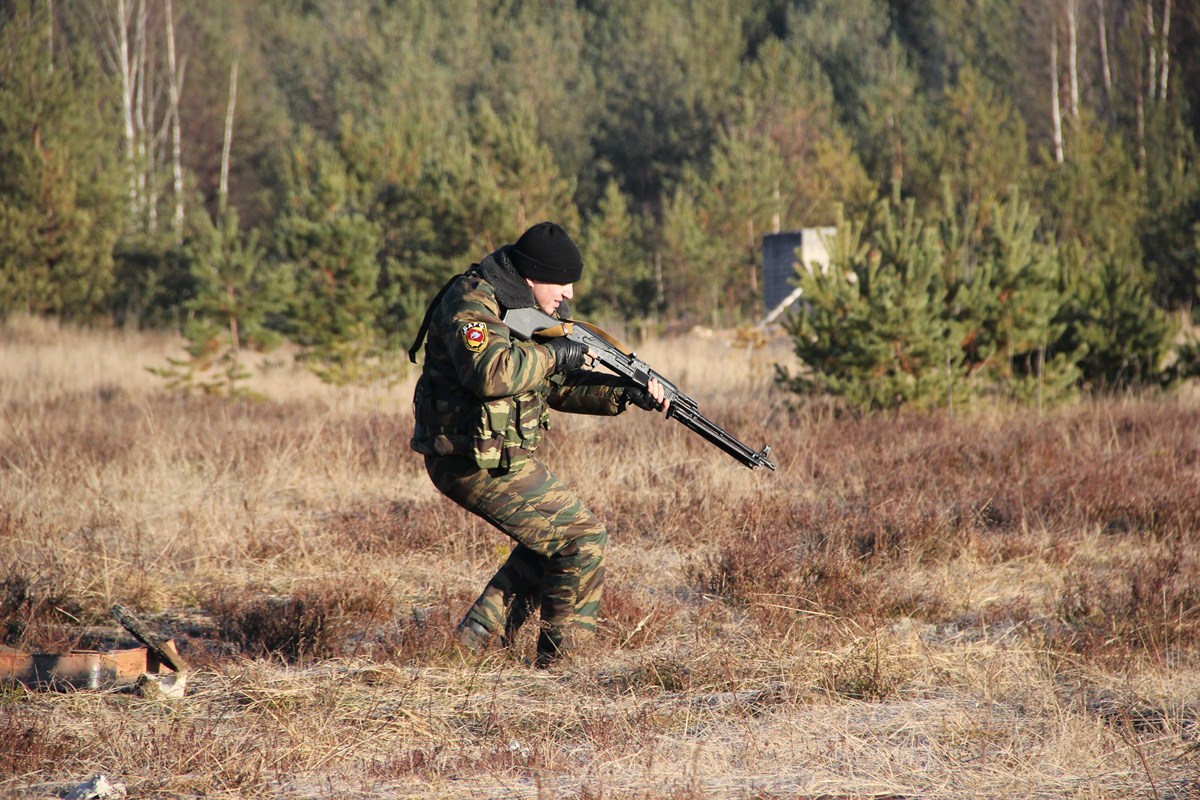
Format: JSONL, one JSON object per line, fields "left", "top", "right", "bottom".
{"left": 2, "top": 313, "right": 1198, "bottom": 799}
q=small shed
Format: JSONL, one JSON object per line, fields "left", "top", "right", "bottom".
{"left": 761, "top": 227, "right": 835, "bottom": 324}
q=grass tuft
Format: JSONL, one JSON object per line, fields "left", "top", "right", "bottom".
{"left": 206, "top": 575, "right": 396, "bottom": 661}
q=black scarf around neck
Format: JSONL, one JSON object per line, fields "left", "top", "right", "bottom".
{"left": 478, "top": 247, "right": 573, "bottom": 318}
{"left": 478, "top": 247, "right": 536, "bottom": 311}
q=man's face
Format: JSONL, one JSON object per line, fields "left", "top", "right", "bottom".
{"left": 526, "top": 279, "right": 574, "bottom": 315}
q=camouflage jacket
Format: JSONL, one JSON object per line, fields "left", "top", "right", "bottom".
{"left": 411, "top": 249, "right": 631, "bottom": 470}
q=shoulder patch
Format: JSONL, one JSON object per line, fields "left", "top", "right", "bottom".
{"left": 461, "top": 321, "right": 489, "bottom": 353}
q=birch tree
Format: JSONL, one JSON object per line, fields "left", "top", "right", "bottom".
{"left": 219, "top": 56, "right": 238, "bottom": 218}
{"left": 93, "top": 0, "right": 189, "bottom": 234}
{"left": 132, "top": 0, "right": 148, "bottom": 222}
{"left": 164, "top": 0, "right": 184, "bottom": 237}
{"left": 1097, "top": 0, "right": 1113, "bottom": 109}
{"left": 1066, "top": 0, "right": 1081, "bottom": 117}
{"left": 101, "top": 0, "right": 140, "bottom": 217}
{"left": 1051, "top": 22, "right": 1065, "bottom": 163}
{"left": 1145, "top": 1, "right": 1157, "bottom": 102}
{"left": 1158, "top": 0, "right": 1171, "bottom": 99}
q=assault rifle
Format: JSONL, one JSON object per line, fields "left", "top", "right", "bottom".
{"left": 503, "top": 307, "right": 776, "bottom": 471}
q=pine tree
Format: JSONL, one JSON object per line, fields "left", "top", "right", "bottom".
{"left": 911, "top": 65, "right": 1030, "bottom": 223}
{"left": 577, "top": 181, "right": 656, "bottom": 324}
{"left": 469, "top": 98, "right": 579, "bottom": 237}
{"left": 781, "top": 200, "right": 958, "bottom": 410}
{"left": 1057, "top": 244, "right": 1175, "bottom": 390}
{"left": 674, "top": 118, "right": 786, "bottom": 325}
{"left": 787, "top": 0, "right": 926, "bottom": 192}
{"left": 0, "top": 1, "right": 123, "bottom": 321}
{"left": 739, "top": 38, "right": 876, "bottom": 223}
{"left": 149, "top": 210, "right": 285, "bottom": 398}
{"left": 273, "top": 132, "right": 391, "bottom": 385}
{"left": 781, "top": 189, "right": 1083, "bottom": 411}
{"left": 372, "top": 140, "right": 489, "bottom": 340}
{"left": 469, "top": 0, "right": 598, "bottom": 199}
{"left": 658, "top": 180, "right": 723, "bottom": 326}
{"left": 1140, "top": 103, "right": 1200, "bottom": 310}
{"left": 110, "top": 231, "right": 194, "bottom": 328}
{"left": 1040, "top": 115, "right": 1143, "bottom": 267}
{"left": 584, "top": 0, "right": 747, "bottom": 207}
{"left": 952, "top": 189, "right": 1078, "bottom": 402}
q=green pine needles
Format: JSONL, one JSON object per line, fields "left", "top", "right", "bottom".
{"left": 779, "top": 188, "right": 1191, "bottom": 412}
{"left": 146, "top": 211, "right": 285, "bottom": 399}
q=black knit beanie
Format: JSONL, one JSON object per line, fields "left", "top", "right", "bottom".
{"left": 508, "top": 222, "right": 584, "bottom": 284}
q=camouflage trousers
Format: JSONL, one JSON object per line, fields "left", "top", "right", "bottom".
{"left": 424, "top": 454, "right": 608, "bottom": 662}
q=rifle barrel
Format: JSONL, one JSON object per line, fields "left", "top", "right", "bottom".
{"left": 668, "top": 399, "right": 776, "bottom": 470}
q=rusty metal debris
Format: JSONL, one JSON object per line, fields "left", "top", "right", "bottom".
{"left": 0, "top": 605, "right": 188, "bottom": 697}
{"left": 0, "top": 644, "right": 152, "bottom": 690}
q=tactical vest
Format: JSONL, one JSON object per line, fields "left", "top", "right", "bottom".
{"left": 410, "top": 272, "right": 557, "bottom": 470}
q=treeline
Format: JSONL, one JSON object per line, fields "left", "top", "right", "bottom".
{"left": 1, "top": 0, "right": 1198, "bottom": 400}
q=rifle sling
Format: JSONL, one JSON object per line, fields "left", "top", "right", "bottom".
{"left": 534, "top": 317, "right": 635, "bottom": 357}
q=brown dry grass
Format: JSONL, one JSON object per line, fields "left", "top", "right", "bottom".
{"left": 2, "top": 313, "right": 1199, "bottom": 799}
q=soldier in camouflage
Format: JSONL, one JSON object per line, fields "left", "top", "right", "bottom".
{"left": 409, "top": 221, "right": 667, "bottom": 667}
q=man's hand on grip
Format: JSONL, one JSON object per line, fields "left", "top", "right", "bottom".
{"left": 625, "top": 378, "right": 669, "bottom": 412}
{"left": 546, "top": 338, "right": 587, "bottom": 375}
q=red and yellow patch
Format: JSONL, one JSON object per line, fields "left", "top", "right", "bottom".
{"left": 461, "top": 321, "right": 489, "bottom": 353}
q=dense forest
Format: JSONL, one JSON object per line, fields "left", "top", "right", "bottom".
{"left": 2, "top": 0, "right": 1198, "bottom": 403}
